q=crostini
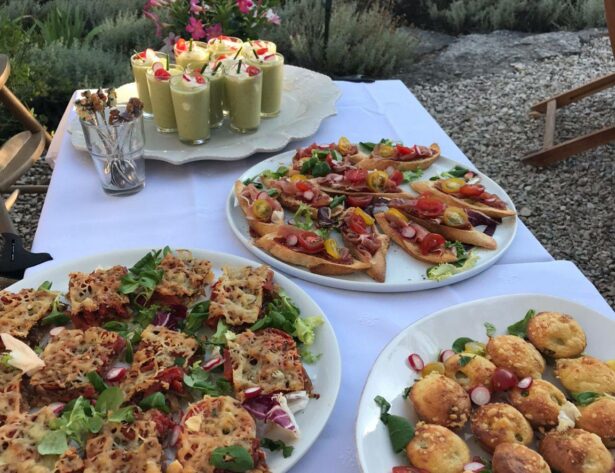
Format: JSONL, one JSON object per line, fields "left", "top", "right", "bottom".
{"left": 291, "top": 136, "right": 366, "bottom": 176}
{"left": 314, "top": 168, "right": 410, "bottom": 198}
{"left": 351, "top": 141, "right": 441, "bottom": 171}
{"left": 234, "top": 181, "right": 284, "bottom": 236}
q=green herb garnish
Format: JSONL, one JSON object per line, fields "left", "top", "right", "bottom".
{"left": 374, "top": 395, "right": 414, "bottom": 453}
{"left": 359, "top": 142, "right": 376, "bottom": 153}
{"left": 184, "top": 365, "right": 233, "bottom": 396}
{"left": 292, "top": 204, "right": 314, "bottom": 230}
{"left": 260, "top": 438, "right": 294, "bottom": 458}
{"left": 139, "top": 392, "right": 169, "bottom": 413}
{"left": 300, "top": 156, "right": 331, "bottom": 177}
{"left": 458, "top": 355, "right": 472, "bottom": 367}
{"left": 119, "top": 247, "right": 170, "bottom": 304}
{"left": 402, "top": 169, "right": 424, "bottom": 183}
{"left": 183, "top": 301, "right": 210, "bottom": 336}
{"left": 507, "top": 309, "right": 536, "bottom": 338}
{"left": 451, "top": 337, "right": 475, "bottom": 353}
{"left": 210, "top": 445, "right": 254, "bottom": 472}
{"left": 571, "top": 392, "right": 602, "bottom": 406}
{"left": 484, "top": 322, "right": 496, "bottom": 337}
{"left": 299, "top": 346, "right": 322, "bottom": 364}
{"left": 329, "top": 195, "right": 346, "bottom": 208}
{"left": 86, "top": 372, "right": 108, "bottom": 394}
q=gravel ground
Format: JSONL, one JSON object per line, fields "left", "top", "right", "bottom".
{"left": 404, "top": 35, "right": 615, "bottom": 307}
{"left": 2, "top": 34, "right": 613, "bottom": 307}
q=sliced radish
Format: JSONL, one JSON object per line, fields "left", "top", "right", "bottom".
{"left": 517, "top": 377, "right": 533, "bottom": 389}
{"left": 169, "top": 425, "right": 181, "bottom": 446}
{"left": 413, "top": 144, "right": 421, "bottom": 156}
{"left": 182, "top": 73, "right": 192, "bottom": 82}
{"left": 49, "top": 402, "right": 65, "bottom": 415}
{"left": 202, "top": 357, "right": 224, "bottom": 371}
{"left": 463, "top": 462, "right": 486, "bottom": 472}
{"left": 464, "top": 171, "right": 475, "bottom": 180}
{"left": 332, "top": 174, "right": 344, "bottom": 182}
{"left": 407, "top": 353, "right": 424, "bottom": 372}
{"left": 303, "top": 190, "right": 314, "bottom": 201}
{"left": 152, "top": 62, "right": 163, "bottom": 72}
{"left": 105, "top": 367, "right": 127, "bottom": 382}
{"left": 439, "top": 349, "right": 455, "bottom": 362}
{"left": 264, "top": 53, "right": 276, "bottom": 61}
{"left": 470, "top": 386, "right": 491, "bottom": 406}
{"left": 400, "top": 226, "right": 416, "bottom": 240}
{"left": 286, "top": 234, "right": 298, "bottom": 247}
{"left": 49, "top": 326, "right": 65, "bottom": 337}
{"left": 244, "top": 386, "right": 262, "bottom": 399}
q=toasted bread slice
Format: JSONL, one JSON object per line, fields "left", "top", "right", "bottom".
{"left": 405, "top": 214, "right": 497, "bottom": 250}
{"left": 374, "top": 213, "right": 458, "bottom": 264}
{"left": 234, "top": 181, "right": 282, "bottom": 236}
{"left": 254, "top": 233, "right": 371, "bottom": 276}
{"left": 411, "top": 180, "right": 516, "bottom": 218}
{"left": 317, "top": 187, "right": 412, "bottom": 199}
{"left": 342, "top": 232, "right": 389, "bottom": 282}
{"left": 351, "top": 143, "right": 441, "bottom": 171}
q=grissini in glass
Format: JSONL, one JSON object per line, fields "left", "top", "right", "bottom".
{"left": 202, "top": 61, "right": 225, "bottom": 128}
{"left": 170, "top": 71, "right": 210, "bottom": 145}
{"left": 246, "top": 52, "right": 284, "bottom": 117}
{"left": 224, "top": 60, "right": 262, "bottom": 134}
{"left": 146, "top": 62, "right": 183, "bottom": 133}
{"left": 130, "top": 48, "right": 164, "bottom": 118}
{"left": 174, "top": 38, "right": 210, "bottom": 71}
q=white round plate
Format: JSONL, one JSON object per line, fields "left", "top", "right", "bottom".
{"left": 355, "top": 294, "right": 615, "bottom": 473}
{"left": 68, "top": 65, "right": 340, "bottom": 164}
{"left": 226, "top": 151, "right": 518, "bottom": 292}
{"left": 10, "top": 248, "right": 341, "bottom": 473}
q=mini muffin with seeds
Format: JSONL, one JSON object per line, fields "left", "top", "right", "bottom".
{"left": 405, "top": 422, "right": 470, "bottom": 473}
{"left": 509, "top": 379, "right": 567, "bottom": 431}
{"left": 409, "top": 373, "right": 471, "bottom": 430}
{"left": 443, "top": 353, "right": 496, "bottom": 391}
{"left": 555, "top": 356, "right": 615, "bottom": 394}
{"left": 539, "top": 428, "right": 613, "bottom": 473}
{"left": 578, "top": 397, "right": 615, "bottom": 448}
{"left": 471, "top": 403, "right": 533, "bottom": 453}
{"left": 527, "top": 311, "right": 586, "bottom": 359}
{"left": 486, "top": 335, "right": 545, "bottom": 379}
{"left": 492, "top": 442, "right": 551, "bottom": 473}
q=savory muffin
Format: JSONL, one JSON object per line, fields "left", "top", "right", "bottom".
{"left": 486, "top": 335, "right": 546, "bottom": 379}
{"left": 471, "top": 403, "right": 533, "bottom": 452}
{"left": 555, "top": 356, "right": 615, "bottom": 394}
{"left": 409, "top": 373, "right": 471, "bottom": 429}
{"left": 539, "top": 428, "right": 613, "bottom": 473}
{"left": 509, "top": 379, "right": 567, "bottom": 431}
{"left": 444, "top": 353, "right": 496, "bottom": 391}
{"left": 492, "top": 442, "right": 551, "bottom": 473}
{"left": 527, "top": 311, "right": 586, "bottom": 359}
{"left": 578, "top": 397, "right": 615, "bottom": 448}
{"left": 405, "top": 422, "right": 470, "bottom": 473}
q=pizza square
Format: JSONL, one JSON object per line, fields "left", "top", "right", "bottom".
{"left": 120, "top": 325, "right": 198, "bottom": 400}
{"left": 68, "top": 265, "right": 131, "bottom": 328}
{"left": 227, "top": 328, "right": 309, "bottom": 402}
{"left": 29, "top": 327, "right": 124, "bottom": 402}
{"left": 208, "top": 265, "right": 274, "bottom": 327}
{"left": 0, "top": 288, "right": 57, "bottom": 339}
{"left": 0, "top": 365, "right": 22, "bottom": 427}
{"left": 153, "top": 250, "right": 214, "bottom": 305}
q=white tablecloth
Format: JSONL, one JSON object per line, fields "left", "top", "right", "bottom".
{"left": 30, "top": 80, "right": 613, "bottom": 472}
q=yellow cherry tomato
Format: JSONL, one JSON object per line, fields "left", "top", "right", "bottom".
{"left": 324, "top": 239, "right": 341, "bottom": 260}
{"left": 385, "top": 208, "right": 409, "bottom": 224}
{"left": 353, "top": 207, "right": 375, "bottom": 226}
{"left": 290, "top": 173, "right": 308, "bottom": 182}
{"left": 421, "top": 361, "right": 445, "bottom": 377}
{"left": 442, "top": 207, "right": 469, "bottom": 228}
{"left": 252, "top": 199, "right": 273, "bottom": 221}
{"left": 366, "top": 170, "right": 389, "bottom": 192}
{"left": 376, "top": 143, "right": 395, "bottom": 158}
{"left": 440, "top": 178, "right": 465, "bottom": 194}
{"left": 464, "top": 341, "right": 486, "bottom": 356}
{"left": 337, "top": 136, "right": 353, "bottom": 155}
{"left": 607, "top": 360, "right": 615, "bottom": 371}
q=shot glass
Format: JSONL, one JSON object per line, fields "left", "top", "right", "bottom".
{"left": 224, "top": 61, "right": 262, "bottom": 134}
{"left": 170, "top": 73, "right": 210, "bottom": 145}
{"left": 146, "top": 63, "right": 184, "bottom": 133}
{"left": 130, "top": 50, "right": 165, "bottom": 119}
{"left": 246, "top": 52, "right": 284, "bottom": 117}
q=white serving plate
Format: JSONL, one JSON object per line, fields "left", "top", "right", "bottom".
{"left": 68, "top": 65, "right": 340, "bottom": 164}
{"left": 355, "top": 294, "right": 615, "bottom": 473}
{"left": 226, "top": 151, "right": 518, "bottom": 292}
{"left": 10, "top": 248, "right": 341, "bottom": 473}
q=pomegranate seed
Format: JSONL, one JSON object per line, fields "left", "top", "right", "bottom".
{"left": 439, "top": 349, "right": 455, "bottom": 362}
{"left": 400, "top": 226, "right": 416, "bottom": 240}
{"left": 492, "top": 367, "right": 518, "bottom": 392}
{"left": 49, "top": 402, "right": 65, "bottom": 415}
{"left": 49, "top": 326, "right": 65, "bottom": 337}
{"left": 463, "top": 462, "right": 486, "bottom": 472}
{"left": 202, "top": 357, "right": 224, "bottom": 371}
{"left": 517, "top": 377, "right": 533, "bottom": 389}
{"left": 303, "top": 190, "right": 314, "bottom": 201}
{"left": 286, "top": 234, "right": 298, "bottom": 247}
{"left": 169, "top": 425, "right": 181, "bottom": 446}
{"left": 470, "top": 386, "right": 491, "bottom": 405}
{"left": 407, "top": 353, "right": 424, "bottom": 372}
{"left": 244, "top": 386, "right": 262, "bottom": 399}
{"left": 105, "top": 367, "right": 127, "bottom": 382}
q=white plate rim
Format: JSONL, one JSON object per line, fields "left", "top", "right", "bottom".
{"left": 10, "top": 247, "right": 342, "bottom": 473}
{"left": 354, "top": 293, "right": 615, "bottom": 473}
{"left": 226, "top": 151, "right": 518, "bottom": 293}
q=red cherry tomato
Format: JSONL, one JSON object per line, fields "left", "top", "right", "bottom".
{"left": 420, "top": 233, "right": 445, "bottom": 255}
{"left": 459, "top": 184, "right": 485, "bottom": 197}
{"left": 347, "top": 213, "right": 367, "bottom": 234}
{"left": 295, "top": 180, "right": 311, "bottom": 192}
{"left": 298, "top": 232, "right": 325, "bottom": 254}
{"left": 395, "top": 144, "right": 413, "bottom": 156}
{"left": 389, "top": 169, "right": 404, "bottom": 185}
{"left": 392, "top": 467, "right": 428, "bottom": 473}
{"left": 416, "top": 196, "right": 446, "bottom": 217}
{"left": 175, "top": 38, "right": 187, "bottom": 51}
{"left": 344, "top": 169, "right": 369, "bottom": 185}
{"left": 347, "top": 195, "right": 373, "bottom": 208}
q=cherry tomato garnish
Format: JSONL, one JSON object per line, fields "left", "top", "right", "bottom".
{"left": 347, "top": 213, "right": 367, "bottom": 234}
{"left": 420, "top": 233, "right": 445, "bottom": 255}
{"left": 396, "top": 144, "right": 413, "bottom": 156}
{"left": 295, "top": 180, "right": 311, "bottom": 192}
{"left": 416, "top": 196, "right": 446, "bottom": 217}
{"left": 347, "top": 195, "right": 373, "bottom": 208}
{"left": 344, "top": 169, "right": 369, "bottom": 185}
{"left": 459, "top": 184, "right": 485, "bottom": 197}
{"left": 389, "top": 169, "right": 404, "bottom": 186}
{"left": 297, "top": 232, "right": 325, "bottom": 254}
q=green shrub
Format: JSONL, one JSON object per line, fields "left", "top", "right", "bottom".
{"left": 86, "top": 11, "right": 160, "bottom": 54}
{"left": 265, "top": 0, "right": 417, "bottom": 78}
{"left": 39, "top": 0, "right": 145, "bottom": 27}
{"left": 36, "top": 3, "right": 87, "bottom": 45}
{"left": 0, "top": 0, "right": 42, "bottom": 20}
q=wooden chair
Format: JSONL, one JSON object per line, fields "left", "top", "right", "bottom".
{"left": 523, "top": 0, "right": 615, "bottom": 166}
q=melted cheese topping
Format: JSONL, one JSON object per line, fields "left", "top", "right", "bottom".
{"left": 0, "top": 289, "right": 56, "bottom": 338}
{"left": 68, "top": 266, "right": 129, "bottom": 317}
{"left": 155, "top": 250, "right": 214, "bottom": 300}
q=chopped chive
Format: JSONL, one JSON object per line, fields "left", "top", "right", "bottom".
{"left": 189, "top": 38, "right": 193, "bottom": 52}
{"left": 213, "top": 61, "right": 223, "bottom": 75}
{"left": 252, "top": 49, "right": 259, "bottom": 60}
{"left": 200, "top": 63, "right": 208, "bottom": 74}
{"left": 233, "top": 47, "right": 243, "bottom": 59}
{"left": 165, "top": 53, "right": 169, "bottom": 70}
{"left": 236, "top": 59, "right": 242, "bottom": 74}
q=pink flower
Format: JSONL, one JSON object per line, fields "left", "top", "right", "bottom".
{"left": 143, "top": 10, "right": 164, "bottom": 37}
{"left": 204, "top": 23, "right": 223, "bottom": 40}
{"left": 190, "top": 0, "right": 203, "bottom": 13}
{"left": 264, "top": 8, "right": 281, "bottom": 25}
{"left": 237, "top": 0, "right": 254, "bottom": 14}
{"left": 185, "top": 16, "right": 206, "bottom": 40}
